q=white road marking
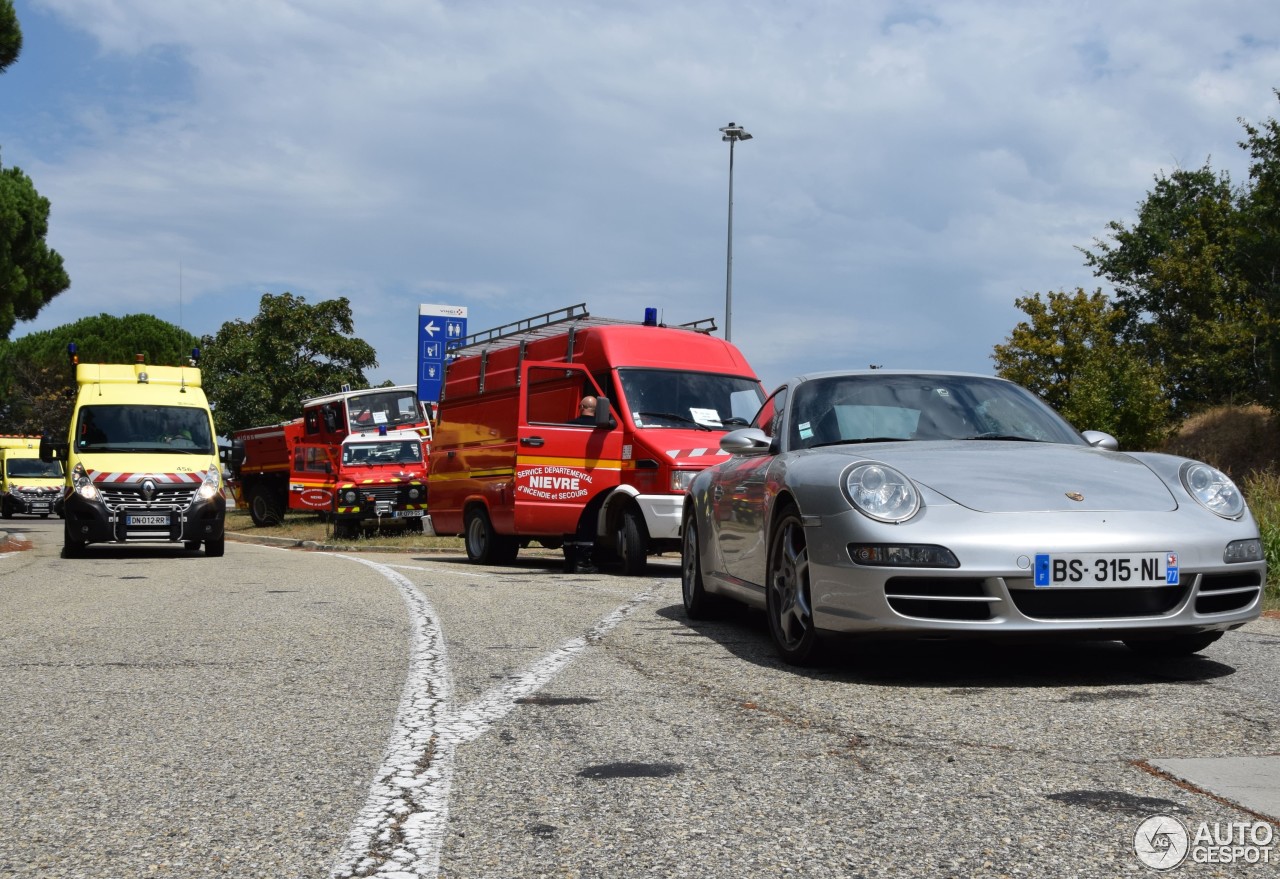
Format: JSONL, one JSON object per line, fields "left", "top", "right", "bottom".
{"left": 330, "top": 555, "right": 654, "bottom": 879}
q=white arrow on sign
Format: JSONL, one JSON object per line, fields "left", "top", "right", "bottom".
{"left": 423, "top": 320, "right": 439, "bottom": 337}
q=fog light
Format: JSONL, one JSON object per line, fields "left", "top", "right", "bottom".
{"left": 1224, "top": 538, "right": 1263, "bottom": 564}
{"left": 849, "top": 544, "right": 959, "bottom": 568}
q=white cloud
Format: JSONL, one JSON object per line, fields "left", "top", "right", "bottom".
{"left": 7, "top": 0, "right": 1279, "bottom": 392}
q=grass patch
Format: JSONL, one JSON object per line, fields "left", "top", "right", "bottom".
{"left": 1243, "top": 471, "right": 1280, "bottom": 613}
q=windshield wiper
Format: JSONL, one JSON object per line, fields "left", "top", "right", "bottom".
{"left": 965, "top": 433, "right": 1041, "bottom": 442}
{"left": 635, "top": 411, "right": 714, "bottom": 431}
{"left": 811, "top": 436, "right": 905, "bottom": 447}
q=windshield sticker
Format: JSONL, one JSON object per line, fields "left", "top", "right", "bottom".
{"left": 689, "top": 408, "right": 723, "bottom": 427}
{"left": 798, "top": 421, "right": 814, "bottom": 440}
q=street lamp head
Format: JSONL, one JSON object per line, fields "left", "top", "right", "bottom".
{"left": 720, "top": 122, "right": 753, "bottom": 142}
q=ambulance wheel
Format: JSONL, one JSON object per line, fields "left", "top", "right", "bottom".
{"left": 249, "top": 485, "right": 284, "bottom": 526}
{"left": 205, "top": 537, "right": 225, "bottom": 558}
{"left": 617, "top": 508, "right": 648, "bottom": 576}
{"left": 63, "top": 520, "right": 86, "bottom": 557}
{"left": 1, "top": 500, "right": 12, "bottom": 519}
{"left": 465, "top": 507, "right": 518, "bottom": 565}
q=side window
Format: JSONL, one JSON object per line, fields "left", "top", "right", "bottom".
{"left": 753, "top": 387, "right": 788, "bottom": 441}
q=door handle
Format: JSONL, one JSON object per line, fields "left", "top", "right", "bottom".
{"left": 521, "top": 437, "right": 544, "bottom": 447}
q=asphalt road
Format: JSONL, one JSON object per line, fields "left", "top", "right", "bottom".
{"left": 1, "top": 519, "right": 1278, "bottom": 878}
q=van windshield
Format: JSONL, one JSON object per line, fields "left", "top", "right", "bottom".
{"left": 73, "top": 405, "right": 215, "bottom": 454}
{"left": 5, "top": 458, "right": 64, "bottom": 478}
{"left": 617, "top": 369, "right": 764, "bottom": 429}
{"left": 347, "top": 389, "right": 425, "bottom": 432}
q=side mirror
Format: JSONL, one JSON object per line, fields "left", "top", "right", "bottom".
{"left": 227, "top": 440, "right": 246, "bottom": 475}
{"left": 39, "top": 433, "right": 68, "bottom": 463}
{"left": 720, "top": 427, "right": 772, "bottom": 457}
{"left": 594, "top": 396, "right": 617, "bottom": 429}
{"left": 1081, "top": 430, "right": 1119, "bottom": 451}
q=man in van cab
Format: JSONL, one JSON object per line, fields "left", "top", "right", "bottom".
{"left": 569, "top": 395, "right": 599, "bottom": 426}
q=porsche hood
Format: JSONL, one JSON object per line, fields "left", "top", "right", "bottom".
{"left": 865, "top": 441, "right": 1179, "bottom": 513}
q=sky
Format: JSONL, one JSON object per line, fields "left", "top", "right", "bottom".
{"left": 3, "top": 0, "right": 1279, "bottom": 394}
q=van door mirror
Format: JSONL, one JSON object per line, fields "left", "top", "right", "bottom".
{"left": 39, "top": 433, "right": 68, "bottom": 463}
{"left": 594, "top": 396, "right": 617, "bottom": 429}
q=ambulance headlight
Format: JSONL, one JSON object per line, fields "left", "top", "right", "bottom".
{"left": 71, "top": 464, "right": 99, "bottom": 501}
{"left": 197, "top": 468, "right": 221, "bottom": 501}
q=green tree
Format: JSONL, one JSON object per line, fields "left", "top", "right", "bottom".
{"left": 1080, "top": 164, "right": 1266, "bottom": 416}
{"left": 0, "top": 313, "right": 200, "bottom": 434}
{"left": 1238, "top": 90, "right": 1280, "bottom": 403}
{"left": 0, "top": 155, "right": 70, "bottom": 341}
{"left": 992, "top": 289, "right": 1168, "bottom": 449}
{"left": 199, "top": 292, "right": 378, "bottom": 435}
{"left": 0, "top": 0, "right": 20, "bottom": 73}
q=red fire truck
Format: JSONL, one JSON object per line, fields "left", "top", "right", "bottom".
{"left": 427, "top": 304, "right": 764, "bottom": 573}
{"left": 230, "top": 384, "right": 431, "bottom": 538}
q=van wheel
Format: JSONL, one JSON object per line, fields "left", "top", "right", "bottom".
{"left": 249, "top": 485, "right": 284, "bottom": 526}
{"left": 63, "top": 520, "right": 86, "bottom": 558}
{"left": 617, "top": 509, "right": 648, "bottom": 576}
{"left": 205, "top": 537, "right": 225, "bottom": 557}
{"left": 465, "top": 507, "right": 518, "bottom": 564}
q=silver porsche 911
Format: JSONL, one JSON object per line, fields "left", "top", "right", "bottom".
{"left": 680, "top": 370, "right": 1267, "bottom": 665}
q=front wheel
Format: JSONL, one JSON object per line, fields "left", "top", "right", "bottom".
{"left": 766, "top": 509, "right": 823, "bottom": 665}
{"left": 1123, "top": 632, "right": 1223, "bottom": 657}
{"left": 617, "top": 509, "right": 648, "bottom": 576}
{"left": 204, "top": 537, "right": 226, "bottom": 557}
{"left": 63, "top": 519, "right": 86, "bottom": 558}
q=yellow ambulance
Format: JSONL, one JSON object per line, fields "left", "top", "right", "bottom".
{"left": 40, "top": 346, "right": 226, "bottom": 556}
{"left": 1, "top": 435, "right": 64, "bottom": 518}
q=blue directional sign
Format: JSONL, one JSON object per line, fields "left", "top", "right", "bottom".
{"left": 418, "top": 304, "right": 468, "bottom": 404}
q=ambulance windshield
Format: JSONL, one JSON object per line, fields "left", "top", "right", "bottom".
{"left": 73, "top": 405, "right": 215, "bottom": 454}
{"left": 617, "top": 369, "right": 764, "bottom": 429}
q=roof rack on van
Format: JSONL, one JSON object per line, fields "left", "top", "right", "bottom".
{"left": 452, "top": 303, "right": 719, "bottom": 357}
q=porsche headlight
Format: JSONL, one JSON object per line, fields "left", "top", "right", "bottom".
{"left": 1180, "top": 462, "right": 1245, "bottom": 519}
{"left": 844, "top": 462, "right": 920, "bottom": 522}
{"left": 71, "top": 463, "right": 99, "bottom": 501}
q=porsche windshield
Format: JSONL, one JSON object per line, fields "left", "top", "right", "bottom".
{"left": 617, "top": 369, "right": 764, "bottom": 429}
{"left": 787, "top": 374, "right": 1086, "bottom": 449}
{"left": 73, "top": 405, "right": 215, "bottom": 454}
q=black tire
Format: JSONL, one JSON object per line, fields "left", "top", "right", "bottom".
{"left": 681, "top": 507, "right": 720, "bottom": 619}
{"left": 1123, "top": 632, "right": 1223, "bottom": 657}
{"left": 766, "top": 508, "right": 823, "bottom": 665}
{"left": 184, "top": 540, "right": 201, "bottom": 551}
{"left": 62, "top": 519, "right": 86, "bottom": 558}
{"left": 1, "top": 500, "right": 12, "bottom": 519}
{"left": 464, "top": 507, "right": 518, "bottom": 564}
{"left": 617, "top": 508, "right": 648, "bottom": 576}
{"left": 406, "top": 516, "right": 426, "bottom": 533}
{"left": 332, "top": 519, "right": 357, "bottom": 541}
{"left": 249, "top": 484, "right": 284, "bottom": 527}
{"left": 204, "top": 537, "right": 226, "bottom": 558}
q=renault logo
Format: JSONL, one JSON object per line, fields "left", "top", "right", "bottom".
{"left": 1066, "top": 491, "right": 1085, "bottom": 502}
{"left": 142, "top": 479, "right": 156, "bottom": 502}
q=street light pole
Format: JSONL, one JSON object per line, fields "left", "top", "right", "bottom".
{"left": 720, "top": 122, "right": 752, "bottom": 343}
